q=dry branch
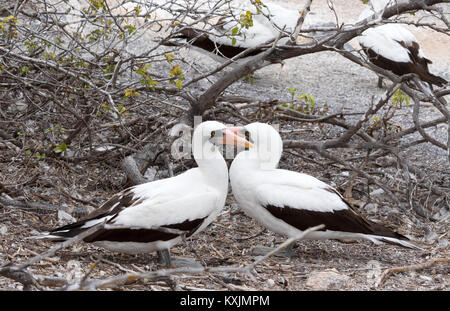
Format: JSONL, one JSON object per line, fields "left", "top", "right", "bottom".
{"left": 377, "top": 257, "right": 450, "bottom": 287}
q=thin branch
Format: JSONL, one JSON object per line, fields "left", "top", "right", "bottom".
{"left": 377, "top": 257, "right": 450, "bottom": 288}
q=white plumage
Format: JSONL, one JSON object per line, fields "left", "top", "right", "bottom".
{"left": 357, "top": 0, "right": 446, "bottom": 87}
{"left": 169, "top": 1, "right": 301, "bottom": 61}
{"left": 35, "top": 121, "right": 252, "bottom": 266}
{"left": 221, "top": 2, "right": 299, "bottom": 48}
{"left": 229, "top": 122, "right": 420, "bottom": 250}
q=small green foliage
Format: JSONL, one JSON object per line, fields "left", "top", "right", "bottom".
{"left": 175, "top": 79, "right": 183, "bottom": 89}
{"left": 24, "top": 146, "right": 32, "bottom": 156}
{"left": 360, "top": 0, "right": 370, "bottom": 4}
{"left": 44, "top": 52, "right": 56, "bottom": 59}
{"left": 45, "top": 125, "right": 66, "bottom": 136}
{"left": 0, "top": 15, "right": 19, "bottom": 39}
{"left": 135, "top": 63, "right": 151, "bottom": 76}
{"left": 242, "top": 73, "right": 255, "bottom": 85}
{"left": 164, "top": 53, "right": 175, "bottom": 63}
{"left": 170, "top": 64, "right": 183, "bottom": 77}
{"left": 134, "top": 5, "right": 141, "bottom": 16}
{"left": 124, "top": 24, "right": 136, "bottom": 35}
{"left": 101, "top": 103, "right": 111, "bottom": 111}
{"left": 117, "top": 104, "right": 127, "bottom": 114}
{"left": 372, "top": 115, "right": 380, "bottom": 126}
{"left": 230, "top": 26, "right": 240, "bottom": 46}
{"left": 0, "top": 15, "right": 18, "bottom": 31}
{"left": 228, "top": 9, "right": 255, "bottom": 45}
{"left": 55, "top": 36, "right": 64, "bottom": 46}
{"left": 392, "top": 89, "right": 410, "bottom": 108}
{"left": 283, "top": 89, "right": 317, "bottom": 114}
{"left": 86, "top": 28, "right": 103, "bottom": 43}
{"left": 297, "top": 93, "right": 315, "bottom": 113}
{"left": 252, "top": 0, "right": 264, "bottom": 13}
{"left": 239, "top": 11, "right": 254, "bottom": 29}
{"left": 24, "top": 41, "right": 38, "bottom": 52}
{"left": 286, "top": 87, "right": 299, "bottom": 100}
{"left": 53, "top": 142, "right": 67, "bottom": 154}
{"left": 135, "top": 63, "right": 159, "bottom": 90}
{"left": 74, "top": 60, "right": 89, "bottom": 68}
{"left": 124, "top": 88, "right": 139, "bottom": 98}
{"left": 35, "top": 152, "right": 46, "bottom": 159}
{"left": 20, "top": 66, "right": 30, "bottom": 76}
{"left": 88, "top": 0, "right": 106, "bottom": 11}
{"left": 169, "top": 64, "right": 184, "bottom": 89}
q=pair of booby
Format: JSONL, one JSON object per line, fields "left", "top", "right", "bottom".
{"left": 37, "top": 121, "right": 418, "bottom": 267}
{"left": 357, "top": 0, "right": 446, "bottom": 88}
{"left": 169, "top": 0, "right": 446, "bottom": 88}
{"left": 36, "top": 121, "right": 253, "bottom": 267}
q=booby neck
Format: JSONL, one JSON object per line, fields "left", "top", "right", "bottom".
{"left": 231, "top": 123, "right": 283, "bottom": 171}
{"left": 192, "top": 125, "right": 228, "bottom": 187}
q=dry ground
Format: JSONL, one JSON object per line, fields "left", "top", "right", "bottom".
{"left": 0, "top": 152, "right": 448, "bottom": 291}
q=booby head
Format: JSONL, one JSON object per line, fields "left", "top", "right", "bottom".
{"left": 192, "top": 121, "right": 254, "bottom": 160}
{"left": 229, "top": 122, "right": 283, "bottom": 170}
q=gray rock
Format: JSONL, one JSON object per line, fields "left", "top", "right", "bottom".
{"left": 306, "top": 269, "right": 352, "bottom": 290}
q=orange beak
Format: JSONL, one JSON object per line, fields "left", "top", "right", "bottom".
{"left": 227, "top": 126, "right": 246, "bottom": 138}
{"left": 217, "top": 128, "right": 254, "bottom": 149}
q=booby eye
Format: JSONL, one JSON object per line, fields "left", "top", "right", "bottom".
{"left": 243, "top": 129, "right": 254, "bottom": 143}
{"left": 210, "top": 131, "right": 216, "bottom": 138}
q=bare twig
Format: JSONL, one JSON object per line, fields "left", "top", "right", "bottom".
{"left": 377, "top": 257, "right": 450, "bottom": 288}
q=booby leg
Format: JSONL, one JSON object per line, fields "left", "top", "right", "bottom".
{"left": 157, "top": 249, "right": 204, "bottom": 268}
{"left": 157, "top": 249, "right": 172, "bottom": 267}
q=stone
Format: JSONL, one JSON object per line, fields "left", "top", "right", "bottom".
{"left": 306, "top": 269, "right": 352, "bottom": 290}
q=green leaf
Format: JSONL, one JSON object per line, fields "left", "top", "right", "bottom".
{"left": 53, "top": 142, "right": 67, "bottom": 154}
{"left": 175, "top": 79, "right": 183, "bottom": 89}
{"left": 164, "top": 53, "right": 174, "bottom": 63}
{"left": 35, "top": 152, "right": 46, "bottom": 159}
{"left": 231, "top": 26, "right": 239, "bottom": 35}
{"left": 231, "top": 37, "right": 237, "bottom": 46}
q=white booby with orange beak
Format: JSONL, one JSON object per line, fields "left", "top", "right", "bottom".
{"left": 35, "top": 121, "right": 253, "bottom": 267}
{"left": 229, "top": 122, "right": 419, "bottom": 254}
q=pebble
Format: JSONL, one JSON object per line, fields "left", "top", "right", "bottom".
{"left": 369, "top": 189, "right": 385, "bottom": 197}
{"left": 306, "top": 269, "right": 352, "bottom": 290}
{"left": 419, "top": 275, "right": 433, "bottom": 282}
{"left": 0, "top": 225, "right": 7, "bottom": 235}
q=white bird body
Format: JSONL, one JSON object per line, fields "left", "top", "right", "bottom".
{"left": 357, "top": 0, "right": 446, "bottom": 87}
{"left": 35, "top": 121, "right": 251, "bottom": 258}
{"left": 358, "top": 25, "right": 417, "bottom": 63}
{"left": 88, "top": 167, "right": 226, "bottom": 254}
{"left": 169, "top": 1, "right": 301, "bottom": 60}
{"left": 230, "top": 123, "right": 419, "bottom": 249}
